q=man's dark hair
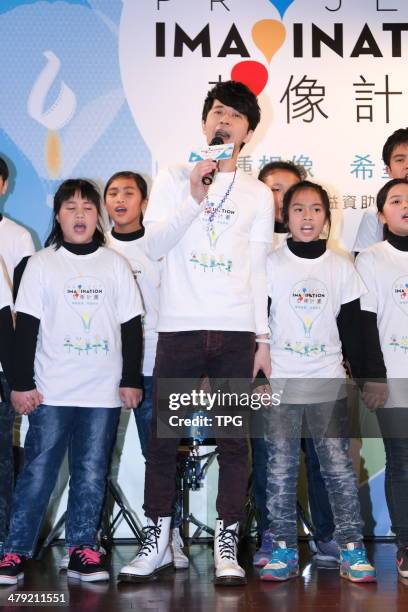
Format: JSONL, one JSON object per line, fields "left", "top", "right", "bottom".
{"left": 202, "top": 80, "right": 261, "bottom": 132}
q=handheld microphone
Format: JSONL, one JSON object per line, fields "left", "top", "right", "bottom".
{"left": 202, "top": 136, "right": 224, "bottom": 186}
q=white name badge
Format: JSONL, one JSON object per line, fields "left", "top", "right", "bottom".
{"left": 188, "top": 143, "right": 234, "bottom": 163}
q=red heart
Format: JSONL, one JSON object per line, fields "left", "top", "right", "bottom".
{"left": 231, "top": 61, "right": 268, "bottom": 96}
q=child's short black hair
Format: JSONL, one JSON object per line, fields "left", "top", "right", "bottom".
{"left": 0, "top": 157, "right": 9, "bottom": 182}
{"left": 376, "top": 178, "right": 408, "bottom": 214}
{"left": 258, "top": 160, "right": 306, "bottom": 183}
{"left": 382, "top": 128, "right": 408, "bottom": 167}
{"left": 103, "top": 171, "right": 148, "bottom": 201}
{"left": 45, "top": 179, "right": 106, "bottom": 249}
{"left": 282, "top": 180, "right": 331, "bottom": 232}
{"left": 202, "top": 80, "right": 261, "bottom": 132}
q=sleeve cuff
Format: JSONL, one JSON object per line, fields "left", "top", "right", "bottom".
{"left": 13, "top": 380, "right": 36, "bottom": 392}
{"left": 120, "top": 373, "right": 142, "bottom": 389}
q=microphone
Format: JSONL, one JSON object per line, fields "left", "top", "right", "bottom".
{"left": 202, "top": 136, "right": 224, "bottom": 186}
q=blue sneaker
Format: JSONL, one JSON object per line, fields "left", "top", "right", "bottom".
{"left": 340, "top": 543, "right": 376, "bottom": 583}
{"left": 253, "top": 531, "right": 273, "bottom": 567}
{"left": 260, "top": 541, "right": 299, "bottom": 581}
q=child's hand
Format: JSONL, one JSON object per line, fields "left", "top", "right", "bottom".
{"left": 11, "top": 389, "right": 43, "bottom": 415}
{"left": 120, "top": 387, "right": 143, "bottom": 410}
{"left": 253, "top": 343, "right": 271, "bottom": 379}
{"left": 190, "top": 160, "right": 217, "bottom": 204}
{"left": 362, "top": 381, "right": 388, "bottom": 411}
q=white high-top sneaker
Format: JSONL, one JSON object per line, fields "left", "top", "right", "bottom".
{"left": 170, "top": 528, "right": 189, "bottom": 569}
{"left": 214, "top": 520, "right": 246, "bottom": 586}
{"left": 117, "top": 517, "right": 173, "bottom": 582}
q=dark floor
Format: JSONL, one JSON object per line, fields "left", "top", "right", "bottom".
{"left": 0, "top": 542, "right": 408, "bottom": 611}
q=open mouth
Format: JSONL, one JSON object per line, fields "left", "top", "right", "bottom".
{"left": 114, "top": 206, "right": 128, "bottom": 214}
{"left": 301, "top": 225, "right": 314, "bottom": 231}
{"left": 74, "top": 223, "right": 87, "bottom": 233}
{"left": 215, "top": 129, "right": 229, "bottom": 141}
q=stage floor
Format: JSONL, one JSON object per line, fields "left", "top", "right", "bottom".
{"left": 1, "top": 542, "right": 407, "bottom": 611}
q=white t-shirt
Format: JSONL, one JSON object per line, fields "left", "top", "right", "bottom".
{"left": 15, "top": 246, "right": 143, "bottom": 408}
{"left": 0, "top": 270, "right": 12, "bottom": 311}
{"left": 0, "top": 216, "right": 35, "bottom": 288}
{"left": 353, "top": 209, "right": 384, "bottom": 252}
{"left": 267, "top": 244, "right": 366, "bottom": 403}
{"left": 144, "top": 165, "right": 274, "bottom": 333}
{"left": 106, "top": 231, "right": 160, "bottom": 376}
{"left": 356, "top": 241, "right": 408, "bottom": 407}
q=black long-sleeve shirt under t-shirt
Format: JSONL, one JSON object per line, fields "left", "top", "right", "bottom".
{"left": 360, "top": 231, "right": 408, "bottom": 380}
{"left": 13, "top": 241, "right": 143, "bottom": 391}
{"left": 0, "top": 305, "right": 14, "bottom": 386}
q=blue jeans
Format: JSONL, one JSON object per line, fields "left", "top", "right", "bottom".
{"left": 251, "top": 436, "right": 335, "bottom": 541}
{"left": 4, "top": 404, "right": 120, "bottom": 557}
{"left": 376, "top": 408, "right": 408, "bottom": 549}
{"left": 0, "top": 373, "right": 13, "bottom": 553}
{"left": 301, "top": 437, "right": 335, "bottom": 542}
{"left": 250, "top": 435, "right": 268, "bottom": 537}
{"left": 265, "top": 400, "right": 363, "bottom": 548}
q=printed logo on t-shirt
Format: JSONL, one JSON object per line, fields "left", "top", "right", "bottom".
{"left": 200, "top": 198, "right": 237, "bottom": 249}
{"left": 289, "top": 279, "right": 328, "bottom": 337}
{"left": 64, "top": 277, "right": 105, "bottom": 331}
{"left": 284, "top": 340, "right": 327, "bottom": 358}
{"left": 389, "top": 334, "right": 408, "bottom": 354}
{"left": 189, "top": 251, "right": 232, "bottom": 273}
{"left": 392, "top": 276, "right": 408, "bottom": 315}
{"left": 64, "top": 335, "right": 109, "bottom": 355}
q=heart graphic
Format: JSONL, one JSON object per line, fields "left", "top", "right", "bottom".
{"left": 268, "top": 0, "right": 296, "bottom": 19}
{"left": 231, "top": 61, "right": 268, "bottom": 96}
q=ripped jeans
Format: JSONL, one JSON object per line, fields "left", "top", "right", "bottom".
{"left": 265, "top": 399, "right": 364, "bottom": 549}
